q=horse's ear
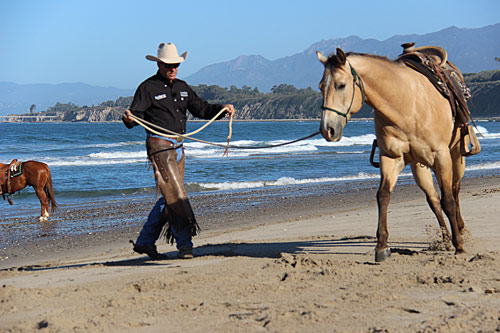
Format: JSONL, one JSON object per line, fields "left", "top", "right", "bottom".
{"left": 316, "top": 51, "right": 327, "bottom": 65}
{"left": 336, "top": 48, "right": 346, "bottom": 65}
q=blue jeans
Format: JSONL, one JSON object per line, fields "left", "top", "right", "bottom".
{"left": 135, "top": 197, "right": 193, "bottom": 250}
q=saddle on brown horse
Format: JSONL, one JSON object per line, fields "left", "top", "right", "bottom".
{"left": 1, "top": 159, "right": 22, "bottom": 204}
{"left": 397, "top": 42, "right": 480, "bottom": 156}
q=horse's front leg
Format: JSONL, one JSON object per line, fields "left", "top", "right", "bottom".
{"left": 34, "top": 186, "right": 50, "bottom": 221}
{"left": 375, "top": 155, "right": 405, "bottom": 262}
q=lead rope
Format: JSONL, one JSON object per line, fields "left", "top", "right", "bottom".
{"left": 128, "top": 112, "right": 320, "bottom": 153}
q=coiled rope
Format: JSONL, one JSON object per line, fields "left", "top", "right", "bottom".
{"left": 127, "top": 109, "right": 320, "bottom": 153}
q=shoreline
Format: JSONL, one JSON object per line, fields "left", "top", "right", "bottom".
{"left": 2, "top": 116, "right": 500, "bottom": 123}
{"left": 1, "top": 172, "right": 498, "bottom": 270}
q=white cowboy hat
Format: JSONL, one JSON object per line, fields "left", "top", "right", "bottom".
{"left": 145, "top": 42, "right": 188, "bottom": 64}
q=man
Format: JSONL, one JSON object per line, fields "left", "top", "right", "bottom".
{"left": 123, "top": 42, "right": 235, "bottom": 259}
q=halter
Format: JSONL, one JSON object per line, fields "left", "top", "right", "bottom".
{"left": 321, "top": 62, "right": 366, "bottom": 118}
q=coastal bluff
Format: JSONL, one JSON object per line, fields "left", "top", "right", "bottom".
{"left": 3, "top": 70, "right": 500, "bottom": 122}
{"left": 3, "top": 106, "right": 124, "bottom": 123}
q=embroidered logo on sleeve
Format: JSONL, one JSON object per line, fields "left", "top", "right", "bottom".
{"left": 154, "top": 94, "right": 167, "bottom": 100}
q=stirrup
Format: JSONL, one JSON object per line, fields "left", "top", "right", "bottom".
{"left": 460, "top": 125, "right": 481, "bottom": 156}
{"left": 369, "top": 139, "right": 380, "bottom": 168}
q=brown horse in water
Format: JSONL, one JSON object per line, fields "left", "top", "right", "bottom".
{"left": 316, "top": 48, "right": 472, "bottom": 262}
{"left": 1, "top": 160, "right": 57, "bottom": 221}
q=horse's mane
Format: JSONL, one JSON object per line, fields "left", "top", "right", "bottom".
{"left": 326, "top": 52, "right": 394, "bottom": 68}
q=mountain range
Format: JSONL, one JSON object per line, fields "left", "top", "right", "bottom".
{"left": 185, "top": 23, "right": 500, "bottom": 91}
{"left": 0, "top": 82, "right": 133, "bottom": 116}
{"left": 1, "top": 23, "right": 499, "bottom": 116}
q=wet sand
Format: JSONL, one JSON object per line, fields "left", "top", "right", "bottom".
{"left": 1, "top": 174, "right": 500, "bottom": 332}
{"left": 1, "top": 176, "right": 385, "bottom": 267}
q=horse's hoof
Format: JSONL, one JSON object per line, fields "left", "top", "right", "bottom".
{"left": 455, "top": 248, "right": 466, "bottom": 255}
{"left": 375, "top": 247, "right": 391, "bottom": 262}
{"left": 39, "top": 217, "right": 48, "bottom": 222}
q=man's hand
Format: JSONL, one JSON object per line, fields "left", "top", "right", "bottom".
{"left": 223, "top": 104, "right": 235, "bottom": 117}
{"left": 122, "top": 109, "right": 134, "bottom": 123}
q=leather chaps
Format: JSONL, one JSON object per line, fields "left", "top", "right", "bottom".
{"left": 146, "top": 136, "right": 199, "bottom": 243}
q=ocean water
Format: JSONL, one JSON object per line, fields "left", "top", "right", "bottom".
{"left": 1, "top": 120, "right": 499, "bottom": 221}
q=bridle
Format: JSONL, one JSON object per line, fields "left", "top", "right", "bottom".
{"left": 321, "top": 62, "right": 366, "bottom": 118}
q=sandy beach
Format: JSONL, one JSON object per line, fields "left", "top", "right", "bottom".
{"left": 1, "top": 175, "right": 500, "bottom": 332}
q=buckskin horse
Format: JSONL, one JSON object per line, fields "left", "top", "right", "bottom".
{"left": 316, "top": 46, "right": 479, "bottom": 262}
{"left": 1, "top": 160, "right": 57, "bottom": 221}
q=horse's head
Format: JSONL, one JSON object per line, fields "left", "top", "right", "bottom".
{"left": 317, "top": 48, "right": 365, "bottom": 142}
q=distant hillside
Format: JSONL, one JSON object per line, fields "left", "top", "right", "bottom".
{"left": 464, "top": 71, "right": 500, "bottom": 117}
{"left": 2, "top": 24, "right": 498, "bottom": 117}
{"left": 185, "top": 24, "right": 500, "bottom": 91}
{"left": 4, "top": 70, "right": 499, "bottom": 122}
{"left": 0, "top": 82, "right": 134, "bottom": 116}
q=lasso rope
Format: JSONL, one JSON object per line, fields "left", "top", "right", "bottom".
{"left": 128, "top": 110, "right": 320, "bottom": 152}
{"left": 223, "top": 113, "right": 233, "bottom": 156}
{"left": 128, "top": 108, "right": 233, "bottom": 147}
{"left": 130, "top": 107, "right": 230, "bottom": 141}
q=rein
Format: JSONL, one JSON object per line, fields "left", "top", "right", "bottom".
{"left": 321, "top": 62, "right": 365, "bottom": 118}
{"left": 128, "top": 112, "right": 320, "bottom": 152}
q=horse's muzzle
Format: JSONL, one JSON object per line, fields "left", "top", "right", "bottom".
{"left": 320, "top": 110, "right": 344, "bottom": 142}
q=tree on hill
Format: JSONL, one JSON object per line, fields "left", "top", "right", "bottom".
{"left": 271, "top": 84, "right": 299, "bottom": 95}
{"left": 47, "top": 102, "right": 79, "bottom": 112}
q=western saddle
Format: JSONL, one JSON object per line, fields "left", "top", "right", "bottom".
{"left": 396, "top": 42, "right": 481, "bottom": 156}
{"left": 1, "top": 159, "right": 21, "bottom": 204}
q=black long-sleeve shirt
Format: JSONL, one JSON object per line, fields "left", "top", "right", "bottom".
{"left": 125, "top": 72, "right": 224, "bottom": 134}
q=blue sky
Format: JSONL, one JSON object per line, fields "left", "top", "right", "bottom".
{"left": 1, "top": 0, "right": 498, "bottom": 90}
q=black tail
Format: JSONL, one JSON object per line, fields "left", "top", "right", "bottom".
{"left": 45, "top": 170, "right": 57, "bottom": 213}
